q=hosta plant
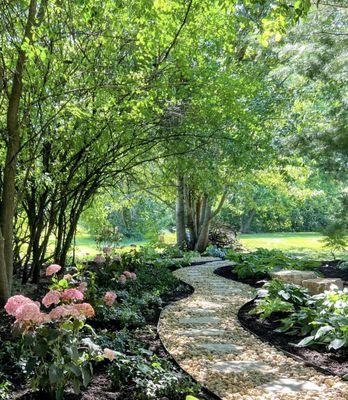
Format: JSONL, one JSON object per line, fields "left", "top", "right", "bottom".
{"left": 255, "top": 279, "right": 348, "bottom": 350}
{"left": 4, "top": 264, "right": 105, "bottom": 400}
{"left": 227, "top": 248, "right": 321, "bottom": 280}
{"left": 285, "top": 287, "right": 348, "bottom": 350}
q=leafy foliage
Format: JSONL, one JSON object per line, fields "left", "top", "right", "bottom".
{"left": 253, "top": 279, "right": 348, "bottom": 350}
{"left": 322, "top": 222, "right": 348, "bottom": 260}
{"left": 253, "top": 279, "right": 309, "bottom": 320}
{"left": 107, "top": 349, "right": 197, "bottom": 399}
{"left": 226, "top": 248, "right": 321, "bottom": 279}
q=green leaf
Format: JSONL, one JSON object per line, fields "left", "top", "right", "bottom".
{"left": 297, "top": 336, "right": 315, "bottom": 347}
{"left": 67, "top": 363, "right": 81, "bottom": 378}
{"left": 328, "top": 338, "right": 346, "bottom": 350}
{"left": 81, "top": 366, "right": 91, "bottom": 387}
{"left": 314, "top": 326, "right": 333, "bottom": 340}
{"left": 49, "top": 364, "right": 63, "bottom": 384}
{"left": 72, "top": 378, "right": 81, "bottom": 394}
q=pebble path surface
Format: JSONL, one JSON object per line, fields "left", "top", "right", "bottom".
{"left": 158, "top": 259, "right": 348, "bottom": 400}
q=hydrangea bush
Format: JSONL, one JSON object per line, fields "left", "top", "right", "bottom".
{"left": 4, "top": 264, "right": 111, "bottom": 400}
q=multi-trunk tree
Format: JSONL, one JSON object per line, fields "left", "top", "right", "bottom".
{"left": 0, "top": 0, "right": 315, "bottom": 304}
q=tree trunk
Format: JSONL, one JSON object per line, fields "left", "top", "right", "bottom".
{"left": 176, "top": 173, "right": 186, "bottom": 250}
{"left": 195, "top": 196, "right": 211, "bottom": 253}
{"left": 0, "top": 0, "right": 38, "bottom": 304}
{"left": 0, "top": 229, "right": 10, "bottom": 306}
{"left": 185, "top": 190, "right": 197, "bottom": 250}
{"left": 241, "top": 208, "right": 256, "bottom": 233}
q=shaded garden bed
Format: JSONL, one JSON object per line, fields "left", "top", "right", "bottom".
{"left": 238, "top": 300, "right": 348, "bottom": 377}
{"left": 213, "top": 265, "right": 268, "bottom": 287}
{"left": 214, "top": 260, "right": 347, "bottom": 288}
{"left": 317, "top": 260, "right": 348, "bottom": 282}
{"left": 3, "top": 277, "right": 217, "bottom": 400}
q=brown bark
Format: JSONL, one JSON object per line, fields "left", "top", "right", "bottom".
{"left": 0, "top": 229, "right": 10, "bottom": 305}
{"left": 194, "top": 195, "right": 211, "bottom": 253}
{"left": 240, "top": 208, "right": 256, "bottom": 233}
{"left": 176, "top": 173, "right": 186, "bottom": 250}
{"left": 0, "top": 0, "right": 38, "bottom": 304}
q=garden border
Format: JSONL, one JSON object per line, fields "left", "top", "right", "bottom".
{"left": 212, "top": 265, "right": 343, "bottom": 378}
{"left": 237, "top": 299, "right": 335, "bottom": 377}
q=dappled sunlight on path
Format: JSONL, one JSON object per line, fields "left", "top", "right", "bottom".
{"left": 158, "top": 260, "right": 347, "bottom": 400}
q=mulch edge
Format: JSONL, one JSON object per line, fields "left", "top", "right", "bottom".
{"left": 213, "top": 265, "right": 344, "bottom": 378}
{"left": 236, "top": 299, "right": 335, "bottom": 377}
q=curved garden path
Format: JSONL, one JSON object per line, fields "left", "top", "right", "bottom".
{"left": 158, "top": 259, "right": 347, "bottom": 400}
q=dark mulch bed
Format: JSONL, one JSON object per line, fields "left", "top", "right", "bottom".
{"left": 4, "top": 280, "right": 217, "bottom": 400}
{"left": 214, "top": 265, "right": 268, "bottom": 287}
{"left": 238, "top": 300, "right": 348, "bottom": 377}
{"left": 214, "top": 259, "right": 348, "bottom": 288}
{"left": 317, "top": 260, "right": 348, "bottom": 282}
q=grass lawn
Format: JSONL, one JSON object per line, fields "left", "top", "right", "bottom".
{"left": 239, "top": 232, "right": 347, "bottom": 260}
{"left": 73, "top": 229, "right": 347, "bottom": 261}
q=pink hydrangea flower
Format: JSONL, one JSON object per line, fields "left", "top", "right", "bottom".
{"left": 63, "top": 274, "right": 73, "bottom": 282}
{"left": 17, "top": 303, "right": 50, "bottom": 325}
{"left": 130, "top": 272, "right": 137, "bottom": 280}
{"left": 46, "top": 264, "right": 61, "bottom": 276}
{"left": 74, "top": 303, "right": 95, "bottom": 318}
{"left": 61, "top": 288, "right": 84, "bottom": 302}
{"left": 104, "top": 348, "right": 116, "bottom": 361}
{"left": 42, "top": 290, "right": 61, "bottom": 308}
{"left": 118, "top": 274, "right": 127, "bottom": 285}
{"left": 103, "top": 291, "right": 117, "bottom": 307}
{"left": 4, "top": 295, "right": 32, "bottom": 317}
{"left": 49, "top": 305, "right": 77, "bottom": 320}
{"left": 93, "top": 255, "right": 106, "bottom": 264}
{"left": 5, "top": 295, "right": 50, "bottom": 325}
{"left": 123, "top": 271, "right": 132, "bottom": 278}
{"left": 49, "top": 303, "right": 94, "bottom": 320}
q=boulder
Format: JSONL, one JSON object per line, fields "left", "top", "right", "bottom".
{"left": 272, "top": 269, "right": 318, "bottom": 286}
{"left": 302, "top": 278, "right": 344, "bottom": 295}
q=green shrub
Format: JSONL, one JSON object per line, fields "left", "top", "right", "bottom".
{"left": 253, "top": 297, "right": 294, "bottom": 320}
{"left": 322, "top": 222, "right": 348, "bottom": 259}
{"left": 234, "top": 260, "right": 272, "bottom": 279}
{"left": 0, "top": 379, "right": 12, "bottom": 400}
{"left": 281, "top": 287, "right": 348, "bottom": 349}
{"left": 339, "top": 261, "right": 348, "bottom": 270}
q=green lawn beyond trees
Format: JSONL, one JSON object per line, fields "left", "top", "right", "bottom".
{"left": 74, "top": 231, "right": 347, "bottom": 261}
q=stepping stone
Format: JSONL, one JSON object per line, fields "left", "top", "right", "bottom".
{"left": 261, "top": 378, "right": 321, "bottom": 394}
{"left": 178, "top": 316, "right": 220, "bottom": 325}
{"left": 179, "top": 328, "right": 226, "bottom": 337}
{"left": 197, "top": 343, "right": 244, "bottom": 354}
{"left": 185, "top": 307, "right": 216, "bottom": 314}
{"left": 212, "top": 361, "right": 270, "bottom": 373}
{"left": 193, "top": 301, "right": 227, "bottom": 309}
{"left": 213, "top": 288, "right": 243, "bottom": 293}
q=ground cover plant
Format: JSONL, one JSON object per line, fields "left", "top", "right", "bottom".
{"left": 225, "top": 248, "right": 321, "bottom": 281}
